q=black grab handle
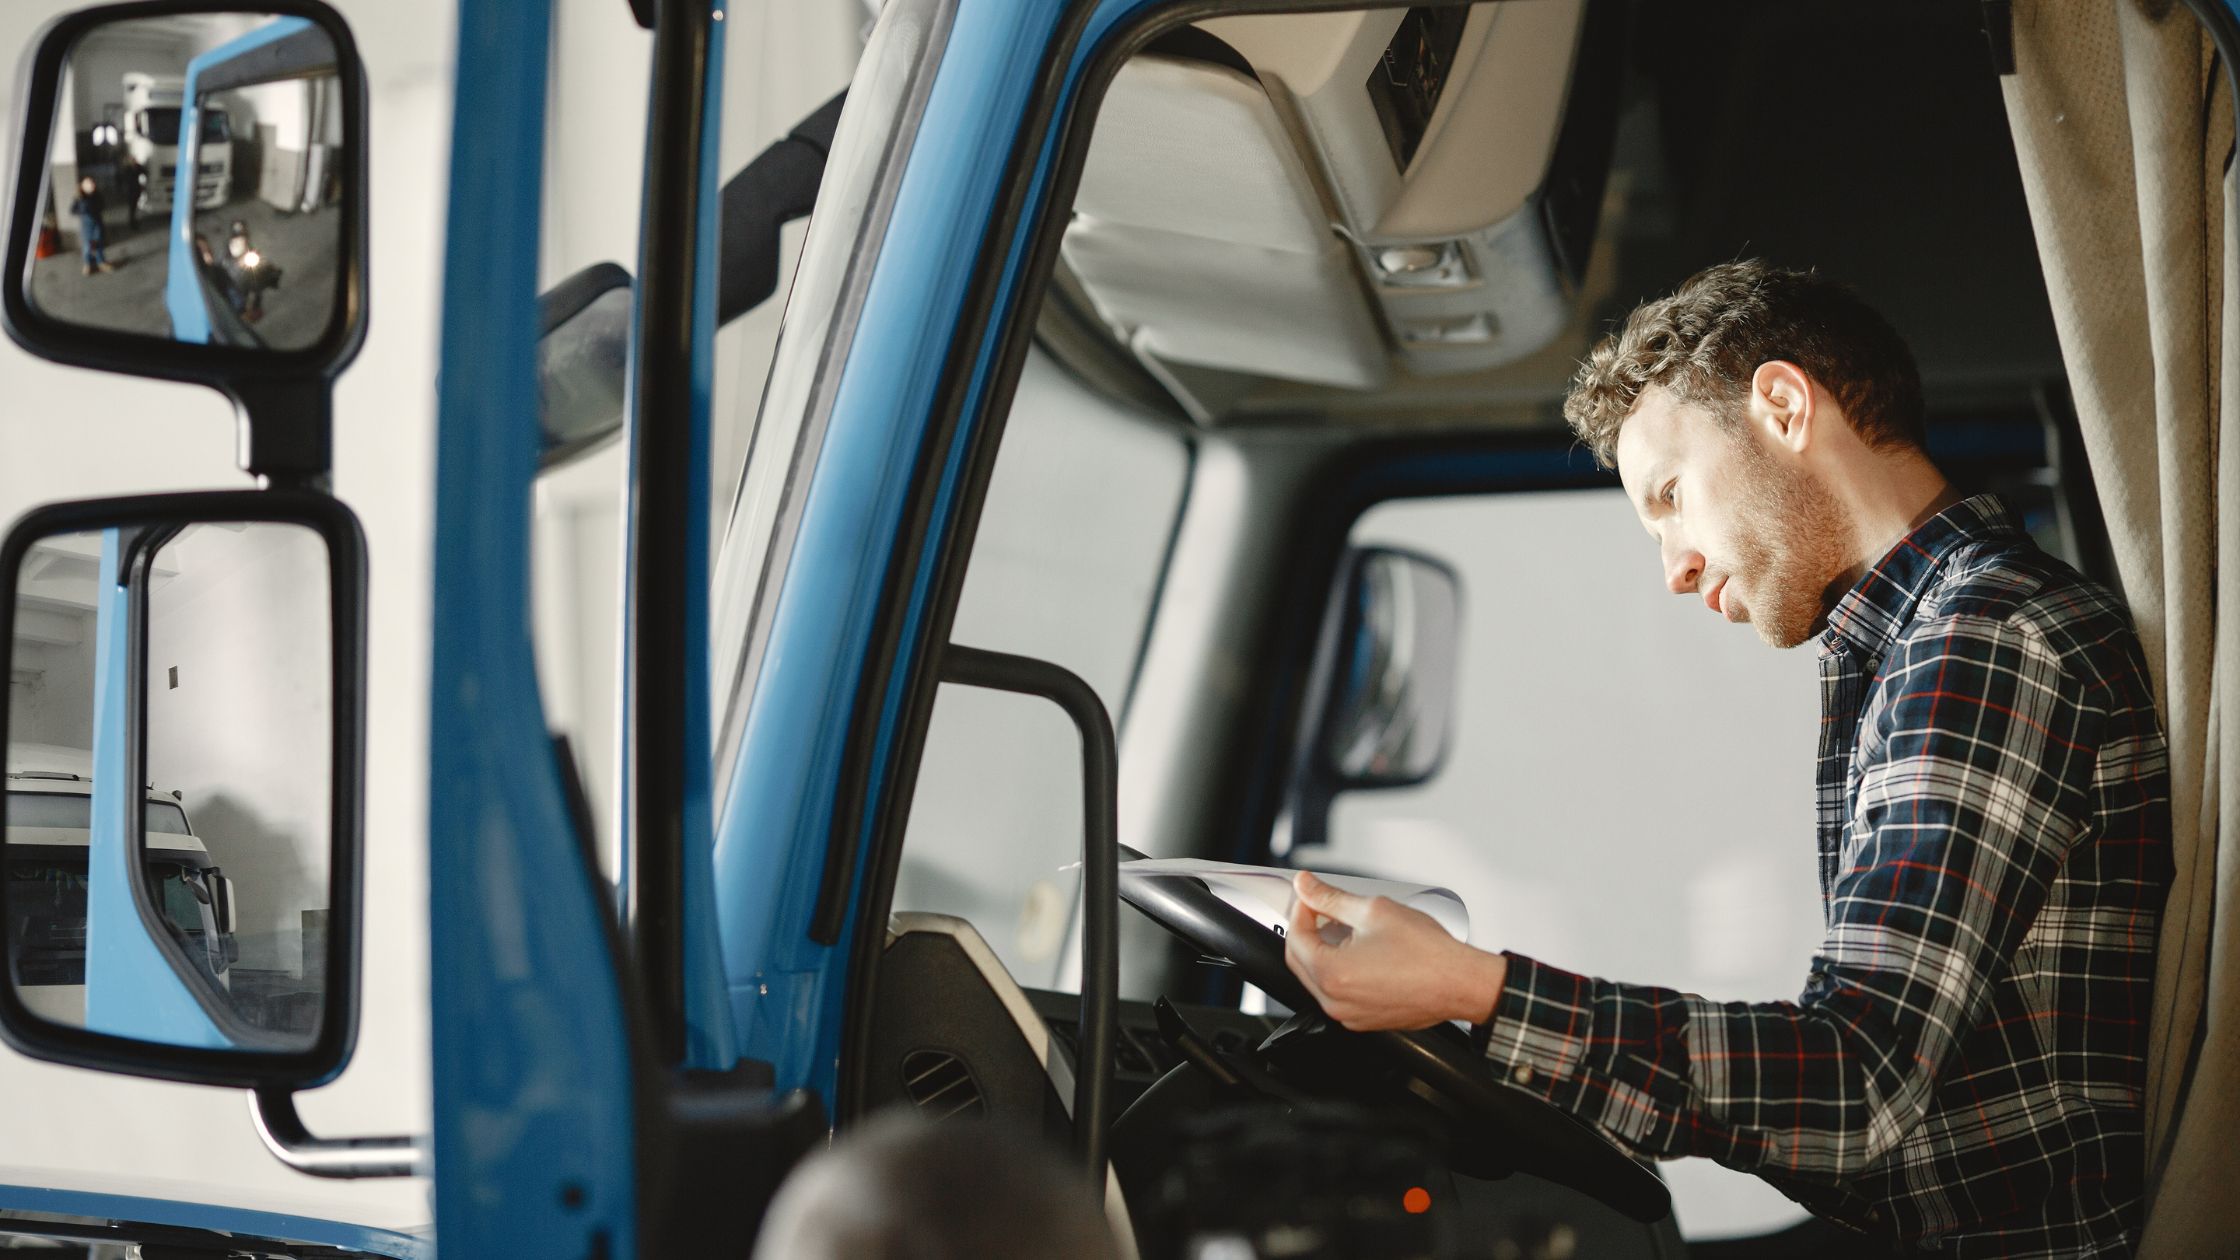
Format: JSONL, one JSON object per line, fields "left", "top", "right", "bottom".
{"left": 939, "top": 645, "right": 1119, "bottom": 1188}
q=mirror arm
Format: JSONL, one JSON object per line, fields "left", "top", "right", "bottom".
{"left": 247, "top": 1086, "right": 420, "bottom": 1178}
{"left": 230, "top": 378, "right": 333, "bottom": 482}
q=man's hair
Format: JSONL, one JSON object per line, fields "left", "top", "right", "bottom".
{"left": 1563, "top": 260, "right": 1926, "bottom": 468}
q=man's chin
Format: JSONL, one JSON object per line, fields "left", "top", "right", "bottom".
{"left": 1749, "top": 595, "right": 1837, "bottom": 650}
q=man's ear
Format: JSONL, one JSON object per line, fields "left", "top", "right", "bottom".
{"left": 1749, "top": 360, "right": 1815, "bottom": 454}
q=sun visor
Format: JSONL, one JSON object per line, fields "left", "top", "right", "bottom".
{"left": 1063, "top": 54, "right": 1390, "bottom": 396}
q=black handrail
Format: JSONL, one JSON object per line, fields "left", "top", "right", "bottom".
{"left": 939, "top": 645, "right": 1118, "bottom": 1186}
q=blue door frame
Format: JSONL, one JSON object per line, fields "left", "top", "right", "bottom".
{"left": 426, "top": 1, "right": 638, "bottom": 1257}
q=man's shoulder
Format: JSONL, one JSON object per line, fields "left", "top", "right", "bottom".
{"left": 1902, "top": 536, "right": 2147, "bottom": 696}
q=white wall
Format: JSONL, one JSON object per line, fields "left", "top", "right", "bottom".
{"left": 143, "top": 523, "right": 332, "bottom": 976}
{"left": 10, "top": 636, "right": 95, "bottom": 751}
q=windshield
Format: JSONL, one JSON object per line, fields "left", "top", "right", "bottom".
{"left": 138, "top": 107, "right": 226, "bottom": 147}
{"left": 5, "top": 860, "right": 87, "bottom": 986}
{"left": 5, "top": 791, "right": 192, "bottom": 835}
{"left": 5, "top": 852, "right": 224, "bottom": 988}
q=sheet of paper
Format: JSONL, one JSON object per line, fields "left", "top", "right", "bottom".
{"left": 1119, "top": 857, "right": 1470, "bottom": 943}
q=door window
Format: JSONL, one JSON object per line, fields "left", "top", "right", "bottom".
{"left": 893, "top": 351, "right": 1191, "bottom": 987}
{"left": 1318, "top": 487, "right": 1822, "bottom": 1241}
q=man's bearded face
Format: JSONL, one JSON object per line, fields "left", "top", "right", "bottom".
{"left": 1616, "top": 384, "right": 1852, "bottom": 649}
{"left": 1722, "top": 436, "right": 1851, "bottom": 648}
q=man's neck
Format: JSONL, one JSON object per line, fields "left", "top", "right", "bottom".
{"left": 1837, "top": 451, "right": 1959, "bottom": 574}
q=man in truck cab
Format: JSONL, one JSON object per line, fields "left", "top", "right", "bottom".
{"left": 1282, "top": 260, "right": 2172, "bottom": 1257}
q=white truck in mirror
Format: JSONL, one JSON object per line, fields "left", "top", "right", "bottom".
{"left": 122, "top": 72, "right": 233, "bottom": 213}
{"left": 4, "top": 748, "right": 236, "bottom": 1028}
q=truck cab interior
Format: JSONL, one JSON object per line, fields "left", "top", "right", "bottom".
{"left": 834, "top": 1, "right": 2109, "bottom": 1253}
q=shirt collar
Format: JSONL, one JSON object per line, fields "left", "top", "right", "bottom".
{"left": 1821, "top": 493, "right": 2021, "bottom": 658}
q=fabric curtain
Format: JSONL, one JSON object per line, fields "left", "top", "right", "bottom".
{"left": 1999, "top": 2, "right": 2237, "bottom": 1252}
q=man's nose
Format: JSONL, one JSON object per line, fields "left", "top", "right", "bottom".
{"left": 1663, "top": 541, "right": 1704, "bottom": 594}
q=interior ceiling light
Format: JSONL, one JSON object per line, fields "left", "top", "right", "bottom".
{"left": 1370, "top": 239, "right": 1472, "bottom": 289}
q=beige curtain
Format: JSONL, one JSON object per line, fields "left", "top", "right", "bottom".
{"left": 2000, "top": 2, "right": 2237, "bottom": 1252}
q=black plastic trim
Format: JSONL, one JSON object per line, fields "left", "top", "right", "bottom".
{"left": 623, "top": 0, "right": 716, "bottom": 1068}
{"left": 539, "top": 260, "right": 632, "bottom": 336}
{"left": 0, "top": 489, "right": 369, "bottom": 1091}
{"left": 1, "top": 1, "right": 370, "bottom": 480}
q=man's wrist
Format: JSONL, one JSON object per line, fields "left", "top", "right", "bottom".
{"left": 1458, "top": 945, "right": 1509, "bottom": 1026}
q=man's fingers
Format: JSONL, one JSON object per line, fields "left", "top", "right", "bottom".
{"left": 1294, "top": 870, "right": 1368, "bottom": 924}
{"left": 1285, "top": 897, "right": 1324, "bottom": 960}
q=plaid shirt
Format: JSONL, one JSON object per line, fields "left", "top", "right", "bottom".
{"left": 1481, "top": 495, "right": 2170, "bottom": 1257}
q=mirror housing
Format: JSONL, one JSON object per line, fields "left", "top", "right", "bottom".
{"left": 0, "top": 489, "right": 366, "bottom": 1090}
{"left": 1, "top": 1, "right": 368, "bottom": 479}
{"left": 1279, "top": 546, "right": 1462, "bottom": 855}
{"left": 1318, "top": 547, "right": 1462, "bottom": 787}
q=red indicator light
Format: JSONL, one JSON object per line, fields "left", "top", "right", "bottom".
{"left": 1402, "top": 1186, "right": 1432, "bottom": 1215}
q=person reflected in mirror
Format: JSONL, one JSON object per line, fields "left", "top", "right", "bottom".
{"left": 1284, "top": 260, "right": 2172, "bottom": 1258}
{"left": 193, "top": 235, "right": 240, "bottom": 308}
{"left": 223, "top": 220, "right": 277, "bottom": 323}
{"left": 67, "top": 177, "right": 116, "bottom": 276}
{"left": 116, "top": 156, "right": 144, "bottom": 233}
{"left": 753, "top": 1113, "right": 1121, "bottom": 1260}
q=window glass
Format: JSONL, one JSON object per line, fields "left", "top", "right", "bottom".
{"left": 3, "top": 792, "right": 191, "bottom": 835}
{"left": 5, "top": 859, "right": 88, "bottom": 987}
{"left": 893, "top": 351, "right": 1191, "bottom": 988}
{"left": 712, "top": 0, "right": 945, "bottom": 785}
{"left": 1322, "top": 488, "right": 1820, "bottom": 1241}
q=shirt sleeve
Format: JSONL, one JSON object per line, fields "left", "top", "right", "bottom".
{"left": 1479, "top": 615, "right": 2103, "bottom": 1180}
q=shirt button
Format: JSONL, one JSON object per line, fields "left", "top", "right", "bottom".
{"left": 1511, "top": 1063, "right": 1535, "bottom": 1086}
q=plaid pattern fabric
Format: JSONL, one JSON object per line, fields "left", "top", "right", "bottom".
{"left": 1481, "top": 495, "right": 2170, "bottom": 1257}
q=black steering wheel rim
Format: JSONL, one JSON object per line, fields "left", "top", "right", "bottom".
{"left": 1116, "top": 855, "right": 1672, "bottom": 1224}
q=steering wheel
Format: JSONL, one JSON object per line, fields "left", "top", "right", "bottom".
{"left": 1116, "top": 855, "right": 1673, "bottom": 1224}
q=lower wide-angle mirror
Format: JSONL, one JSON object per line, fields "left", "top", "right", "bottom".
{"left": 13, "top": 6, "right": 357, "bottom": 353}
{"left": 0, "top": 491, "right": 363, "bottom": 1088}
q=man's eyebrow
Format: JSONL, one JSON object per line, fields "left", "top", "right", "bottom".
{"left": 1634, "top": 467, "right": 1664, "bottom": 519}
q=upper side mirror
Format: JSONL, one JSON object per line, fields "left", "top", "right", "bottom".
{"left": 0, "top": 490, "right": 365, "bottom": 1089}
{"left": 1317, "top": 547, "right": 1462, "bottom": 788}
{"left": 2, "top": 3, "right": 368, "bottom": 478}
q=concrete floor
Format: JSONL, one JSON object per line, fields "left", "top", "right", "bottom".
{"left": 30, "top": 195, "right": 343, "bottom": 351}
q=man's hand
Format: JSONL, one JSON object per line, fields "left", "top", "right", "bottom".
{"left": 1282, "top": 870, "right": 1508, "bottom": 1032}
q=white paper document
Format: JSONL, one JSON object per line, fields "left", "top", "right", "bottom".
{"left": 1118, "top": 857, "right": 1471, "bottom": 944}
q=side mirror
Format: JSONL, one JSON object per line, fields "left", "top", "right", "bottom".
{"left": 1318, "top": 547, "right": 1462, "bottom": 787}
{"left": 0, "top": 490, "right": 365, "bottom": 1089}
{"left": 1280, "top": 547, "right": 1462, "bottom": 855}
{"left": 2, "top": 2, "right": 368, "bottom": 479}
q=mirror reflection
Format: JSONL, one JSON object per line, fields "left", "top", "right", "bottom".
{"left": 1324, "top": 549, "right": 1461, "bottom": 785}
{"left": 6, "top": 521, "right": 332, "bottom": 1052}
{"left": 26, "top": 14, "right": 344, "bottom": 350}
